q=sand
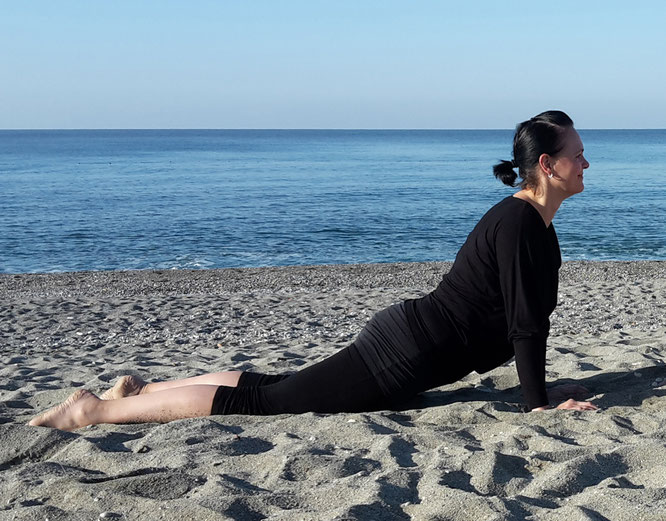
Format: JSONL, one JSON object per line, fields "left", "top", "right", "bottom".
{"left": 1, "top": 261, "right": 665, "bottom": 520}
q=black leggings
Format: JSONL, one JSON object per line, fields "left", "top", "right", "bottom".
{"left": 210, "top": 302, "right": 472, "bottom": 415}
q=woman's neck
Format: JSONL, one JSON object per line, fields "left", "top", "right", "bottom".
{"left": 512, "top": 189, "right": 562, "bottom": 227}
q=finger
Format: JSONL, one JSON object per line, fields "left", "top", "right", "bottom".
{"left": 556, "top": 399, "right": 599, "bottom": 411}
{"left": 576, "top": 402, "right": 599, "bottom": 411}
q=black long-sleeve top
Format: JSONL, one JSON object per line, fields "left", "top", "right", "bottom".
{"left": 404, "top": 196, "right": 561, "bottom": 410}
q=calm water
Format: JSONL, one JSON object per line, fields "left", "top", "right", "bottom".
{"left": 1, "top": 130, "right": 664, "bottom": 273}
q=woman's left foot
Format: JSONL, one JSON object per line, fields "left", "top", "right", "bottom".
{"left": 100, "top": 375, "right": 147, "bottom": 400}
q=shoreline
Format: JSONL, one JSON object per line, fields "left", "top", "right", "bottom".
{"left": 1, "top": 260, "right": 665, "bottom": 519}
{"left": 3, "top": 259, "right": 665, "bottom": 294}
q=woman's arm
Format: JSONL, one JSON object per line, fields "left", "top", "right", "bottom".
{"left": 513, "top": 337, "right": 548, "bottom": 409}
{"left": 495, "top": 206, "right": 559, "bottom": 411}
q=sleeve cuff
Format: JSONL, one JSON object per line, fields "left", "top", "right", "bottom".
{"left": 513, "top": 337, "right": 548, "bottom": 410}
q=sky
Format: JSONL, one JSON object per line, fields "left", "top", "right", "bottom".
{"left": 2, "top": 1, "right": 665, "bottom": 129}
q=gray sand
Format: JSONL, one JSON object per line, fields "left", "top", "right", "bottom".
{"left": 1, "top": 261, "right": 665, "bottom": 520}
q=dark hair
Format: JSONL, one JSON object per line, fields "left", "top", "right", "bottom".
{"left": 493, "top": 110, "right": 574, "bottom": 189}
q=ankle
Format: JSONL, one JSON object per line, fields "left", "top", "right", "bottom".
{"left": 76, "top": 394, "right": 101, "bottom": 427}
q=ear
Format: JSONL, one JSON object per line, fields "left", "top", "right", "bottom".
{"left": 538, "top": 153, "right": 552, "bottom": 177}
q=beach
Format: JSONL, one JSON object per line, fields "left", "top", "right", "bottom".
{"left": 1, "top": 261, "right": 665, "bottom": 520}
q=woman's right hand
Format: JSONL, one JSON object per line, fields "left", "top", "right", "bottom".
{"left": 531, "top": 398, "right": 599, "bottom": 412}
{"left": 555, "top": 398, "right": 598, "bottom": 411}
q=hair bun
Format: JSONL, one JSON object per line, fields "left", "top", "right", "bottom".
{"left": 493, "top": 160, "right": 518, "bottom": 187}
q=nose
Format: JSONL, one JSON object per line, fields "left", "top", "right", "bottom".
{"left": 582, "top": 155, "right": 590, "bottom": 169}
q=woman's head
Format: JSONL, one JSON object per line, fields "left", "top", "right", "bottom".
{"left": 493, "top": 110, "right": 575, "bottom": 190}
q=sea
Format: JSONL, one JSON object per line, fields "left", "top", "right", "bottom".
{"left": 1, "top": 129, "right": 664, "bottom": 274}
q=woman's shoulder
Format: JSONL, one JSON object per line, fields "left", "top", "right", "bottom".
{"left": 478, "top": 197, "right": 557, "bottom": 258}
{"left": 482, "top": 196, "right": 544, "bottom": 230}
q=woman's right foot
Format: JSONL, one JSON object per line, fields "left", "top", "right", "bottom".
{"left": 100, "top": 375, "right": 147, "bottom": 400}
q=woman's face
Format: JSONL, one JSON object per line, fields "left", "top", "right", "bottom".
{"left": 550, "top": 127, "right": 590, "bottom": 195}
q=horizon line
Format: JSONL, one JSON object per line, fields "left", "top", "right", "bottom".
{"left": 2, "top": 127, "right": 665, "bottom": 131}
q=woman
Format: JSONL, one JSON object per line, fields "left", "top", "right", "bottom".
{"left": 29, "top": 110, "right": 597, "bottom": 431}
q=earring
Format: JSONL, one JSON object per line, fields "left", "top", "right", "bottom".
{"left": 548, "top": 173, "right": 553, "bottom": 179}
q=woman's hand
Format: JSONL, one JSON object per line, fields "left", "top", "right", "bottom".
{"left": 555, "top": 398, "right": 598, "bottom": 411}
{"left": 547, "top": 384, "right": 590, "bottom": 404}
{"left": 531, "top": 397, "right": 599, "bottom": 412}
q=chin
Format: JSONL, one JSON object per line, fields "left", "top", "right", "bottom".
{"left": 567, "top": 183, "right": 584, "bottom": 197}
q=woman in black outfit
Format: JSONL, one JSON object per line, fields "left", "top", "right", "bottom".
{"left": 30, "top": 110, "right": 598, "bottom": 431}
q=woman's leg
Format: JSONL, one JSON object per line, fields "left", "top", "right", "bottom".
{"left": 211, "top": 341, "right": 388, "bottom": 415}
{"left": 210, "top": 302, "right": 470, "bottom": 416}
{"left": 29, "top": 385, "right": 220, "bottom": 431}
{"left": 31, "top": 301, "right": 448, "bottom": 428}
{"left": 101, "top": 371, "right": 243, "bottom": 400}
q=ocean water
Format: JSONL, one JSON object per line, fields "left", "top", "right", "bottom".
{"left": 1, "top": 129, "right": 664, "bottom": 274}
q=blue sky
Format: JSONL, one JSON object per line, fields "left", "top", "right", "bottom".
{"left": 2, "top": 1, "right": 665, "bottom": 129}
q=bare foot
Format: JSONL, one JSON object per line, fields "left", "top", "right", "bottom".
{"left": 28, "top": 389, "right": 100, "bottom": 431}
{"left": 100, "top": 375, "right": 147, "bottom": 400}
